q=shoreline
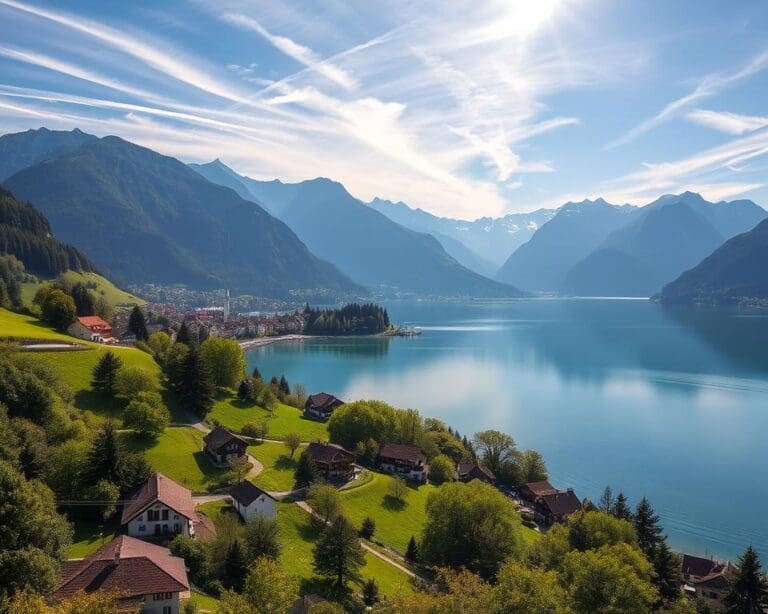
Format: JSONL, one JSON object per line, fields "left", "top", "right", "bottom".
{"left": 238, "top": 334, "right": 321, "bottom": 350}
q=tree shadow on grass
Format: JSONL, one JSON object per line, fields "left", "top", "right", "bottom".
{"left": 382, "top": 495, "right": 407, "bottom": 511}
{"left": 74, "top": 389, "right": 123, "bottom": 420}
{"left": 297, "top": 517, "right": 323, "bottom": 542}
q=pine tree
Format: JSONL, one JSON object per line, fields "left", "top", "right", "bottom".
{"left": 313, "top": 515, "right": 365, "bottom": 589}
{"left": 83, "top": 421, "right": 123, "bottom": 487}
{"left": 70, "top": 283, "right": 96, "bottom": 316}
{"left": 179, "top": 347, "right": 214, "bottom": 418}
{"left": 363, "top": 578, "right": 380, "bottom": 606}
{"left": 278, "top": 375, "right": 290, "bottom": 396}
{"left": 237, "top": 379, "right": 251, "bottom": 401}
{"left": 252, "top": 366, "right": 262, "bottom": 380}
{"left": 406, "top": 536, "right": 418, "bottom": 562}
{"left": 725, "top": 546, "right": 768, "bottom": 613}
{"left": 128, "top": 306, "right": 149, "bottom": 341}
{"left": 224, "top": 539, "right": 248, "bottom": 592}
{"left": 176, "top": 321, "right": 194, "bottom": 346}
{"left": 652, "top": 540, "right": 683, "bottom": 603}
{"left": 294, "top": 449, "right": 318, "bottom": 487}
{"left": 91, "top": 351, "right": 123, "bottom": 396}
{"left": 613, "top": 492, "right": 633, "bottom": 521}
{"left": 634, "top": 497, "right": 663, "bottom": 557}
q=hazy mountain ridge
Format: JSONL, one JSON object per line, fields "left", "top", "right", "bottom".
{"left": 191, "top": 160, "right": 524, "bottom": 297}
{"left": 659, "top": 216, "right": 768, "bottom": 304}
{"left": 2, "top": 130, "right": 360, "bottom": 297}
{"left": 368, "top": 196, "right": 556, "bottom": 271}
{"left": 0, "top": 127, "right": 98, "bottom": 182}
{"left": 563, "top": 192, "right": 766, "bottom": 297}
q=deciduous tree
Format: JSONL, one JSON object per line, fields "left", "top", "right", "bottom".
{"left": 284, "top": 432, "right": 302, "bottom": 458}
{"left": 308, "top": 482, "right": 342, "bottom": 526}
{"left": 200, "top": 338, "right": 246, "bottom": 389}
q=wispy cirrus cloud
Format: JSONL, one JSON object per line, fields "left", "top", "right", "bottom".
{"left": 687, "top": 109, "right": 768, "bottom": 135}
{"left": 607, "top": 49, "right": 768, "bottom": 148}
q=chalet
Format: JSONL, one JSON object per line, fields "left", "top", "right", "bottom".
{"left": 534, "top": 489, "right": 582, "bottom": 525}
{"left": 378, "top": 443, "right": 427, "bottom": 482}
{"left": 121, "top": 473, "right": 196, "bottom": 539}
{"left": 520, "top": 480, "right": 558, "bottom": 503}
{"left": 306, "top": 442, "right": 356, "bottom": 480}
{"left": 68, "top": 315, "right": 114, "bottom": 342}
{"left": 304, "top": 392, "right": 344, "bottom": 420}
{"left": 53, "top": 535, "right": 190, "bottom": 613}
{"left": 230, "top": 480, "right": 277, "bottom": 521}
{"left": 681, "top": 554, "right": 734, "bottom": 610}
{"left": 456, "top": 462, "right": 496, "bottom": 484}
{"left": 203, "top": 426, "right": 248, "bottom": 467}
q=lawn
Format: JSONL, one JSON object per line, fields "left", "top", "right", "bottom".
{"left": 20, "top": 271, "right": 145, "bottom": 307}
{"left": 0, "top": 308, "right": 85, "bottom": 342}
{"left": 277, "top": 502, "right": 413, "bottom": 597}
{"left": 183, "top": 591, "right": 220, "bottom": 613}
{"left": 67, "top": 516, "right": 120, "bottom": 559}
{"left": 249, "top": 440, "right": 306, "bottom": 493}
{"left": 339, "top": 471, "right": 437, "bottom": 554}
{"left": 122, "top": 427, "right": 229, "bottom": 494}
{"left": 211, "top": 393, "right": 328, "bottom": 441}
{"left": 38, "top": 345, "right": 185, "bottom": 423}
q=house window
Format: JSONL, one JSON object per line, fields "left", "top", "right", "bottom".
{"left": 138, "top": 525, "right": 146, "bottom": 532}
{"left": 174, "top": 523, "right": 180, "bottom": 533}
{"left": 161, "top": 509, "right": 169, "bottom": 520}
{"left": 153, "top": 592, "right": 173, "bottom": 600}
{"left": 163, "top": 607, "right": 172, "bottom": 614}
{"left": 148, "top": 509, "right": 159, "bottom": 522}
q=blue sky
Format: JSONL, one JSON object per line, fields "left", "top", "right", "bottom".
{"left": 0, "top": 0, "right": 767, "bottom": 218}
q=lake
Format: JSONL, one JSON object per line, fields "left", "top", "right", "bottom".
{"left": 246, "top": 299, "right": 768, "bottom": 561}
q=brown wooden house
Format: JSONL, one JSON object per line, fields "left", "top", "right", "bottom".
{"left": 534, "top": 488, "right": 582, "bottom": 525}
{"left": 520, "top": 480, "right": 558, "bottom": 503}
{"left": 456, "top": 462, "right": 496, "bottom": 484}
{"left": 378, "top": 443, "right": 427, "bottom": 482}
{"left": 304, "top": 393, "right": 344, "bottom": 420}
{"left": 306, "top": 442, "right": 355, "bottom": 479}
{"left": 203, "top": 426, "right": 248, "bottom": 467}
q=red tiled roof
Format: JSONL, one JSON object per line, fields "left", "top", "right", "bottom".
{"left": 120, "top": 473, "right": 194, "bottom": 525}
{"left": 193, "top": 512, "right": 218, "bottom": 543}
{"left": 54, "top": 535, "right": 189, "bottom": 601}
{"left": 77, "top": 316, "right": 112, "bottom": 331}
{"left": 378, "top": 443, "right": 425, "bottom": 464}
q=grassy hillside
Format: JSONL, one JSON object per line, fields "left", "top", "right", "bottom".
{"left": 20, "top": 271, "right": 144, "bottom": 307}
{"left": 0, "top": 307, "right": 84, "bottom": 342}
{"left": 249, "top": 441, "right": 307, "bottom": 492}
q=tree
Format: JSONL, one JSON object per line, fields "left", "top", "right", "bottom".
{"left": 6, "top": 590, "right": 119, "bottom": 614}
{"left": 472, "top": 430, "right": 517, "bottom": 479}
{"left": 114, "top": 364, "right": 159, "bottom": 398}
{"left": 634, "top": 497, "right": 663, "bottom": 557}
{"left": 516, "top": 449, "right": 548, "bottom": 484}
{"left": 228, "top": 456, "right": 251, "bottom": 484}
{"left": 284, "top": 432, "right": 302, "bottom": 458}
{"left": 0, "top": 461, "right": 73, "bottom": 598}
{"left": 599, "top": 485, "right": 615, "bottom": 513}
{"left": 420, "top": 481, "right": 523, "bottom": 579}
{"left": 147, "top": 331, "right": 171, "bottom": 356}
{"left": 91, "top": 351, "right": 122, "bottom": 396}
{"left": 724, "top": 546, "right": 768, "bottom": 614}
{"left": 87, "top": 479, "right": 120, "bottom": 520}
{"left": 388, "top": 475, "right": 409, "bottom": 502}
{"left": 278, "top": 375, "right": 290, "bottom": 396}
{"left": 169, "top": 535, "right": 208, "bottom": 586}
{"left": 428, "top": 453, "right": 455, "bottom": 485}
{"left": 653, "top": 540, "right": 683, "bottom": 604}
{"left": 562, "top": 543, "right": 657, "bottom": 614}
{"left": 613, "top": 492, "right": 632, "bottom": 521}
{"left": 491, "top": 560, "right": 569, "bottom": 614}
{"left": 124, "top": 392, "right": 169, "bottom": 438}
{"left": 70, "top": 283, "right": 95, "bottom": 316}
{"left": 223, "top": 538, "right": 248, "bottom": 592}
{"left": 363, "top": 578, "right": 380, "bottom": 606}
{"left": 242, "top": 421, "right": 268, "bottom": 441}
{"left": 260, "top": 388, "right": 279, "bottom": 415}
{"left": 40, "top": 288, "right": 76, "bottom": 330}
{"left": 252, "top": 366, "right": 262, "bottom": 380}
{"left": 308, "top": 483, "right": 342, "bottom": 526}
{"left": 178, "top": 346, "right": 215, "bottom": 418}
{"left": 83, "top": 421, "right": 123, "bottom": 487}
{"left": 405, "top": 536, "right": 418, "bottom": 562}
{"left": 567, "top": 510, "right": 637, "bottom": 552}
{"left": 237, "top": 379, "right": 251, "bottom": 401}
{"left": 200, "top": 338, "right": 246, "bottom": 389}
{"left": 244, "top": 515, "right": 281, "bottom": 562}
{"left": 313, "top": 515, "right": 366, "bottom": 589}
{"left": 360, "top": 517, "right": 376, "bottom": 540}
{"left": 219, "top": 556, "right": 298, "bottom": 614}
{"left": 176, "top": 321, "right": 194, "bottom": 346}
{"left": 295, "top": 449, "right": 318, "bottom": 487}
{"left": 128, "top": 306, "right": 149, "bottom": 341}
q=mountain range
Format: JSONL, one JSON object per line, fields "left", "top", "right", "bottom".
{"left": 561, "top": 193, "right": 766, "bottom": 296}
{"left": 1, "top": 131, "right": 359, "bottom": 297}
{"left": 659, "top": 216, "right": 768, "bottom": 304}
{"left": 495, "top": 198, "right": 637, "bottom": 292}
{"left": 367, "top": 197, "right": 555, "bottom": 274}
{"left": 190, "top": 160, "right": 523, "bottom": 297}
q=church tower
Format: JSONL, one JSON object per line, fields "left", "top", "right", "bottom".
{"left": 224, "top": 288, "right": 230, "bottom": 322}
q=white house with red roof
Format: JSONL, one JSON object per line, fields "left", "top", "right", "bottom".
{"left": 68, "top": 315, "right": 114, "bottom": 342}
{"left": 53, "top": 535, "right": 189, "bottom": 613}
{"left": 121, "top": 473, "right": 196, "bottom": 539}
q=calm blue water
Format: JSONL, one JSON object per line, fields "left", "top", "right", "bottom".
{"left": 247, "top": 299, "right": 768, "bottom": 561}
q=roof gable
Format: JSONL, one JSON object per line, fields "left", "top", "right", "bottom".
{"left": 230, "top": 480, "right": 276, "bottom": 506}
{"left": 120, "top": 473, "right": 194, "bottom": 525}
{"left": 204, "top": 425, "right": 248, "bottom": 451}
{"left": 379, "top": 443, "right": 425, "bottom": 464}
{"left": 307, "top": 441, "right": 355, "bottom": 463}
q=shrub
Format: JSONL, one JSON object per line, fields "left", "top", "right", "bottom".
{"left": 114, "top": 365, "right": 159, "bottom": 398}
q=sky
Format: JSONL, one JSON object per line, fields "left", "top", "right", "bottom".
{"left": 0, "top": 0, "right": 767, "bottom": 219}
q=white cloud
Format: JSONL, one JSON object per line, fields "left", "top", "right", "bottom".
{"left": 687, "top": 109, "right": 768, "bottom": 135}
{"left": 608, "top": 49, "right": 768, "bottom": 148}
{"left": 221, "top": 13, "right": 358, "bottom": 90}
